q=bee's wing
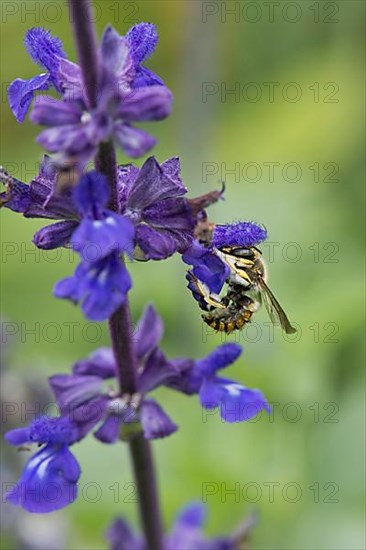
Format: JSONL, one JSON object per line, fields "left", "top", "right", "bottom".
{"left": 257, "top": 277, "right": 297, "bottom": 334}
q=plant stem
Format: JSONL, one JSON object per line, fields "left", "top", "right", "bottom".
{"left": 69, "top": 1, "right": 164, "bottom": 547}
{"left": 69, "top": 0, "right": 98, "bottom": 109}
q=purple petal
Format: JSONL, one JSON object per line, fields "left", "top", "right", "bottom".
{"left": 0, "top": 173, "right": 30, "bottom": 212}
{"left": 165, "top": 358, "right": 202, "bottom": 396}
{"left": 73, "top": 170, "right": 109, "bottom": 216}
{"left": 135, "top": 224, "right": 191, "bottom": 260}
{"left": 94, "top": 413, "right": 123, "bottom": 444}
{"left": 5, "top": 427, "right": 30, "bottom": 446}
{"left": 30, "top": 96, "right": 81, "bottom": 126}
{"left": 126, "top": 157, "right": 186, "bottom": 211}
{"left": 199, "top": 377, "right": 271, "bottom": 423}
{"left": 73, "top": 348, "right": 116, "bottom": 379}
{"left": 219, "top": 383, "right": 271, "bottom": 423}
{"left": 54, "top": 255, "right": 132, "bottom": 321}
{"left": 49, "top": 373, "right": 104, "bottom": 413}
{"left": 132, "top": 66, "right": 164, "bottom": 88}
{"left": 117, "top": 163, "right": 140, "bottom": 211}
{"left": 143, "top": 197, "right": 193, "bottom": 230}
{"left": 195, "top": 343, "right": 242, "bottom": 377}
{"left": 173, "top": 502, "right": 207, "bottom": 528}
{"left": 212, "top": 221, "right": 267, "bottom": 248}
{"left": 58, "top": 59, "right": 83, "bottom": 99}
{"left": 36, "top": 124, "right": 97, "bottom": 157}
{"left": 182, "top": 243, "right": 230, "bottom": 294}
{"left": 114, "top": 123, "right": 156, "bottom": 158}
{"left": 118, "top": 86, "right": 172, "bottom": 122}
{"left": 53, "top": 262, "right": 87, "bottom": 304}
{"left": 33, "top": 220, "right": 78, "bottom": 249}
{"left": 160, "top": 157, "right": 185, "bottom": 190}
{"left": 6, "top": 443, "right": 80, "bottom": 513}
{"left": 100, "top": 26, "right": 135, "bottom": 88}
{"left": 167, "top": 502, "right": 209, "bottom": 549}
{"left": 140, "top": 399, "right": 177, "bottom": 440}
{"left": 25, "top": 156, "right": 78, "bottom": 219}
{"left": 71, "top": 214, "right": 135, "bottom": 261}
{"left": 25, "top": 27, "right": 65, "bottom": 83}
{"left": 8, "top": 74, "right": 50, "bottom": 123}
{"left": 69, "top": 395, "right": 109, "bottom": 440}
{"left": 138, "top": 349, "right": 178, "bottom": 394}
{"left": 135, "top": 304, "right": 164, "bottom": 361}
{"left": 28, "top": 416, "right": 78, "bottom": 445}
{"left": 126, "top": 23, "right": 158, "bottom": 64}
{"left": 106, "top": 517, "right": 145, "bottom": 550}
{"left": 199, "top": 378, "right": 224, "bottom": 410}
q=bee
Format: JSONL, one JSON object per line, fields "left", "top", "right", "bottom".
{"left": 188, "top": 223, "right": 296, "bottom": 334}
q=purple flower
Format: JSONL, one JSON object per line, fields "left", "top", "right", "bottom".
{"left": 106, "top": 502, "right": 233, "bottom": 550}
{"left": 8, "top": 28, "right": 66, "bottom": 123}
{"left": 212, "top": 221, "right": 267, "bottom": 248}
{"left": 118, "top": 156, "right": 194, "bottom": 260}
{"left": 52, "top": 171, "right": 135, "bottom": 320}
{"left": 30, "top": 25, "right": 172, "bottom": 167}
{"left": 49, "top": 305, "right": 178, "bottom": 441}
{"left": 4, "top": 416, "right": 80, "bottom": 513}
{"left": 54, "top": 253, "right": 132, "bottom": 321}
{"left": 168, "top": 343, "right": 271, "bottom": 423}
{"left": 70, "top": 171, "right": 135, "bottom": 260}
{"left": 0, "top": 159, "right": 79, "bottom": 249}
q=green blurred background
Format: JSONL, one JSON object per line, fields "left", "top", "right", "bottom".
{"left": 1, "top": 1, "right": 365, "bottom": 548}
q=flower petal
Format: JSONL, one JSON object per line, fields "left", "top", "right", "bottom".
{"left": 219, "top": 383, "right": 271, "bottom": 423}
{"left": 100, "top": 26, "right": 134, "bottom": 89}
{"left": 126, "top": 23, "right": 159, "bottom": 64}
{"left": 140, "top": 399, "right": 177, "bottom": 440}
{"left": 25, "top": 27, "right": 65, "bottom": 83}
{"left": 8, "top": 74, "right": 50, "bottom": 123}
{"left": 126, "top": 156, "right": 186, "bottom": 211}
{"left": 114, "top": 123, "right": 156, "bottom": 158}
{"left": 30, "top": 96, "right": 81, "bottom": 126}
{"left": 0, "top": 174, "right": 31, "bottom": 213}
{"left": 106, "top": 517, "right": 144, "bottom": 550}
{"left": 48, "top": 373, "right": 103, "bottom": 413}
{"left": 54, "top": 255, "right": 132, "bottom": 321}
{"left": 5, "top": 427, "right": 30, "bottom": 446}
{"left": 118, "top": 86, "right": 172, "bottom": 122}
{"left": 132, "top": 66, "right": 164, "bottom": 88}
{"left": 182, "top": 243, "right": 230, "bottom": 294}
{"left": 135, "top": 224, "right": 191, "bottom": 260}
{"left": 33, "top": 220, "right": 78, "bottom": 249}
{"left": 195, "top": 343, "right": 242, "bottom": 377}
{"left": 71, "top": 214, "right": 135, "bottom": 261}
{"left": 135, "top": 304, "right": 164, "bottom": 361}
{"left": 199, "top": 378, "right": 224, "bottom": 410}
{"left": 212, "top": 221, "right": 267, "bottom": 248}
{"left": 6, "top": 444, "right": 80, "bottom": 513}
{"left": 138, "top": 348, "right": 178, "bottom": 394}
{"left": 73, "top": 348, "right": 116, "bottom": 379}
{"left": 58, "top": 59, "right": 83, "bottom": 99}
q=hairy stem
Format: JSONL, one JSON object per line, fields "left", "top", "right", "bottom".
{"left": 69, "top": 0, "right": 98, "bottom": 109}
{"left": 69, "top": 1, "right": 164, "bottom": 547}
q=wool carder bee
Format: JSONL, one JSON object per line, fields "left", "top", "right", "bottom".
{"left": 187, "top": 222, "right": 296, "bottom": 335}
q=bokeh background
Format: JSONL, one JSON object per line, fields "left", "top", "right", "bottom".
{"left": 1, "top": 1, "right": 365, "bottom": 549}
